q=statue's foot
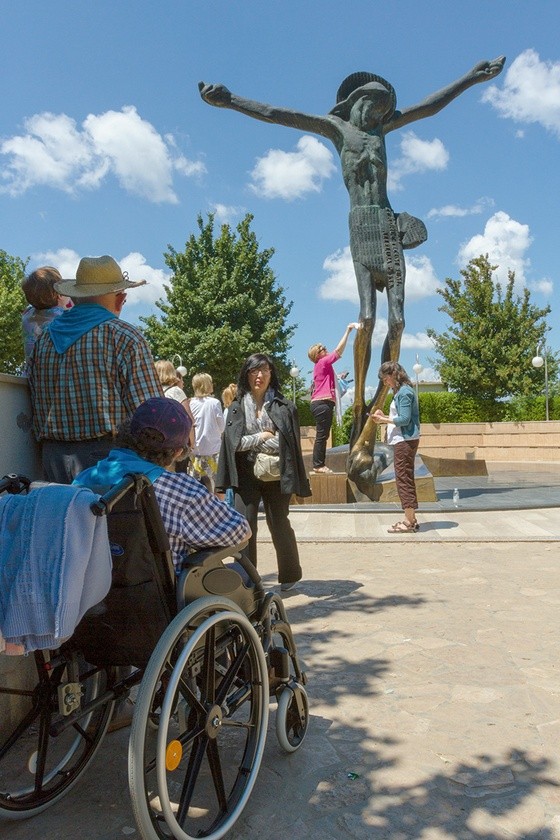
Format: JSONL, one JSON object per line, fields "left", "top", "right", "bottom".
{"left": 347, "top": 444, "right": 380, "bottom": 498}
{"left": 347, "top": 442, "right": 393, "bottom": 500}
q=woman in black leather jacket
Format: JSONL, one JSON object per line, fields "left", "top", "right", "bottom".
{"left": 217, "top": 353, "right": 311, "bottom": 591}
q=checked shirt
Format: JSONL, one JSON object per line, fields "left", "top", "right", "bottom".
{"left": 152, "top": 471, "right": 250, "bottom": 569}
{"left": 29, "top": 319, "right": 162, "bottom": 441}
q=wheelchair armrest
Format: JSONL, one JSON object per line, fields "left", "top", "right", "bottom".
{"left": 90, "top": 473, "right": 152, "bottom": 516}
{"left": 180, "top": 540, "right": 249, "bottom": 569}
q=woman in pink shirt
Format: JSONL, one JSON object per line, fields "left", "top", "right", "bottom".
{"left": 308, "top": 323, "right": 357, "bottom": 473}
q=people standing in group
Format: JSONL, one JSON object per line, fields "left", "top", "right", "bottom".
{"left": 217, "top": 353, "right": 311, "bottom": 591}
{"left": 155, "top": 359, "right": 196, "bottom": 454}
{"left": 189, "top": 373, "right": 225, "bottom": 494}
{"left": 308, "top": 323, "right": 358, "bottom": 474}
{"left": 28, "top": 255, "right": 162, "bottom": 483}
{"left": 371, "top": 361, "right": 420, "bottom": 533}
{"left": 21, "top": 266, "right": 72, "bottom": 367}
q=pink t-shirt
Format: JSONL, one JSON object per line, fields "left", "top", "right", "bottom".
{"left": 311, "top": 350, "right": 339, "bottom": 401}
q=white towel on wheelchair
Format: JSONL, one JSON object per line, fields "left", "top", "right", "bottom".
{"left": 0, "top": 484, "right": 112, "bottom": 654}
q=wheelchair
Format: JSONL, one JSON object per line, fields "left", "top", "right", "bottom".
{"left": 0, "top": 472, "right": 309, "bottom": 839}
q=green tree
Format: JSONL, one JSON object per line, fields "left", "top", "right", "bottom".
{"left": 427, "top": 255, "right": 557, "bottom": 400}
{"left": 0, "top": 250, "right": 28, "bottom": 375}
{"left": 142, "top": 214, "right": 296, "bottom": 395}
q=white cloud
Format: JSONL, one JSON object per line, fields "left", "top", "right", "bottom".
{"left": 457, "top": 210, "right": 532, "bottom": 286}
{"left": 210, "top": 202, "right": 245, "bottom": 224}
{"left": 388, "top": 131, "right": 449, "bottom": 191}
{"left": 427, "top": 197, "right": 494, "bottom": 220}
{"left": 319, "top": 246, "right": 356, "bottom": 302}
{"left": 417, "top": 366, "right": 440, "bottom": 383}
{"left": 404, "top": 254, "right": 440, "bottom": 300}
{"left": 529, "top": 278, "right": 554, "bottom": 297}
{"left": 482, "top": 49, "right": 560, "bottom": 138}
{"left": 0, "top": 106, "right": 205, "bottom": 202}
{"left": 319, "top": 246, "right": 440, "bottom": 303}
{"left": 30, "top": 248, "right": 170, "bottom": 308}
{"left": 400, "top": 332, "right": 435, "bottom": 351}
{"left": 249, "top": 135, "right": 336, "bottom": 200}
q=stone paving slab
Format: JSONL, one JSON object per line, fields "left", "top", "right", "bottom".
{"left": 3, "top": 532, "right": 560, "bottom": 840}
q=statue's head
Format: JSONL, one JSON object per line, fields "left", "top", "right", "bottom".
{"left": 330, "top": 72, "right": 396, "bottom": 122}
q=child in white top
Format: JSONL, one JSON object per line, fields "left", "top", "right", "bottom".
{"left": 189, "top": 373, "right": 225, "bottom": 493}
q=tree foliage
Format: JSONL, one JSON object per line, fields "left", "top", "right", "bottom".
{"left": 427, "top": 255, "right": 557, "bottom": 400}
{"left": 141, "top": 214, "right": 296, "bottom": 396}
{"left": 0, "top": 250, "right": 28, "bottom": 375}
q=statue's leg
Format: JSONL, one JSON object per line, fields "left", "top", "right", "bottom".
{"left": 349, "top": 261, "right": 375, "bottom": 449}
{"left": 348, "top": 215, "right": 406, "bottom": 496}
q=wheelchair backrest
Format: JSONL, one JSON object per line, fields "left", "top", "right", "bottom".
{"left": 72, "top": 476, "right": 176, "bottom": 669}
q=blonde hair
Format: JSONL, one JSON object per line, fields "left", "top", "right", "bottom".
{"left": 308, "top": 343, "right": 326, "bottom": 364}
{"left": 155, "top": 359, "right": 180, "bottom": 388}
{"left": 21, "top": 266, "right": 62, "bottom": 310}
{"left": 221, "top": 383, "right": 237, "bottom": 408}
{"left": 192, "top": 372, "right": 213, "bottom": 396}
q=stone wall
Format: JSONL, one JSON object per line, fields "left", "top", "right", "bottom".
{"left": 419, "top": 421, "right": 560, "bottom": 464}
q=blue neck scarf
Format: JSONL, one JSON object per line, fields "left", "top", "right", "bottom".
{"left": 73, "top": 448, "right": 165, "bottom": 494}
{"left": 47, "top": 303, "right": 116, "bottom": 353}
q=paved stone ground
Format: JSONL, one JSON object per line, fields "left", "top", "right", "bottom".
{"left": 2, "top": 518, "right": 560, "bottom": 840}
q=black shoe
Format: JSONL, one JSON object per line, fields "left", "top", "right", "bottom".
{"left": 280, "top": 581, "right": 298, "bottom": 592}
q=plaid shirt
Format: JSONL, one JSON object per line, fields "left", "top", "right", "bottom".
{"left": 152, "top": 472, "right": 250, "bottom": 568}
{"left": 29, "top": 319, "right": 163, "bottom": 441}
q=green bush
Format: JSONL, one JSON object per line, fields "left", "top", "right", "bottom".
{"left": 417, "top": 391, "right": 506, "bottom": 423}
{"left": 295, "top": 400, "right": 314, "bottom": 427}
{"left": 297, "top": 390, "right": 559, "bottom": 447}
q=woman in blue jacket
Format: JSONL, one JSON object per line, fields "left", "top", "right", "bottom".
{"left": 371, "top": 361, "right": 420, "bottom": 533}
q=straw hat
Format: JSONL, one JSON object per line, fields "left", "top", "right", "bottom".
{"left": 329, "top": 72, "right": 397, "bottom": 121}
{"left": 54, "top": 255, "right": 146, "bottom": 297}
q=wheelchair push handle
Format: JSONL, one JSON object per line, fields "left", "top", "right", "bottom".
{"left": 0, "top": 473, "right": 31, "bottom": 494}
{"left": 90, "top": 473, "right": 152, "bottom": 516}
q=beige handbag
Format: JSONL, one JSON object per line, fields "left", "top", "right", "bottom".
{"left": 253, "top": 452, "right": 281, "bottom": 482}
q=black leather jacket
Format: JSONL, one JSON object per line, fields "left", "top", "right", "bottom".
{"left": 217, "top": 393, "right": 311, "bottom": 498}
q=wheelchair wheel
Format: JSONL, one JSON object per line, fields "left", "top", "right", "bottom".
{"left": 275, "top": 683, "right": 309, "bottom": 753}
{"left": 0, "top": 649, "right": 114, "bottom": 818}
{"left": 129, "top": 596, "right": 269, "bottom": 840}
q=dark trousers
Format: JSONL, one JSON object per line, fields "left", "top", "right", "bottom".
{"left": 41, "top": 438, "right": 115, "bottom": 484}
{"left": 310, "top": 399, "right": 335, "bottom": 469}
{"left": 234, "top": 457, "right": 301, "bottom": 584}
{"left": 393, "top": 438, "right": 419, "bottom": 511}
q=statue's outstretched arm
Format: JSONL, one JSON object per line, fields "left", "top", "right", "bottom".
{"left": 386, "top": 56, "right": 505, "bottom": 133}
{"left": 198, "top": 81, "right": 336, "bottom": 140}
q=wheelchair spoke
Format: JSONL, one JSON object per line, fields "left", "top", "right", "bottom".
{"left": 202, "top": 624, "right": 217, "bottom": 702}
{"left": 215, "top": 640, "right": 250, "bottom": 706}
{"left": 176, "top": 733, "right": 208, "bottom": 825}
{"left": 206, "top": 738, "right": 227, "bottom": 812}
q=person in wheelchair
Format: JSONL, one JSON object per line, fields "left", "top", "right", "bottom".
{"left": 74, "top": 397, "right": 251, "bottom": 570}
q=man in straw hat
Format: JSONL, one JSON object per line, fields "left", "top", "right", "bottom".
{"left": 199, "top": 55, "right": 505, "bottom": 495}
{"left": 29, "top": 255, "right": 163, "bottom": 482}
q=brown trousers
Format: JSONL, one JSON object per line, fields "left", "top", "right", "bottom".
{"left": 393, "top": 438, "right": 419, "bottom": 510}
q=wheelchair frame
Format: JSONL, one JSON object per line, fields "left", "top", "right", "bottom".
{"left": 0, "top": 472, "right": 309, "bottom": 840}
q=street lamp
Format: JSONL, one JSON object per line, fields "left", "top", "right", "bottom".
{"left": 412, "top": 354, "right": 424, "bottom": 401}
{"left": 172, "top": 354, "right": 188, "bottom": 378}
{"left": 289, "top": 361, "right": 300, "bottom": 403}
{"left": 532, "top": 345, "right": 549, "bottom": 421}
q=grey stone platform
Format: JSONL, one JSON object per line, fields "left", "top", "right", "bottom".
{"left": 3, "top": 464, "right": 560, "bottom": 840}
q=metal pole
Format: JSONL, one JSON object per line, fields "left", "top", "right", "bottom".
{"left": 545, "top": 352, "right": 549, "bottom": 421}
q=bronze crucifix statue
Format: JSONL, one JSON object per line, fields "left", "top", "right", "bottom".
{"left": 199, "top": 56, "right": 505, "bottom": 496}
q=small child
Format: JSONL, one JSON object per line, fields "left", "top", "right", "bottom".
{"left": 21, "top": 267, "right": 72, "bottom": 365}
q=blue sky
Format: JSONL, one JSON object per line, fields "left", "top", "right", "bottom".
{"left": 2, "top": 1, "right": 559, "bottom": 400}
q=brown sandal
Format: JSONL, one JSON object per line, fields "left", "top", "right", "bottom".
{"left": 387, "top": 521, "right": 419, "bottom": 534}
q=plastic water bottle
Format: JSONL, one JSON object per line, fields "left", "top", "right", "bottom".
{"left": 452, "top": 488, "right": 460, "bottom": 507}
